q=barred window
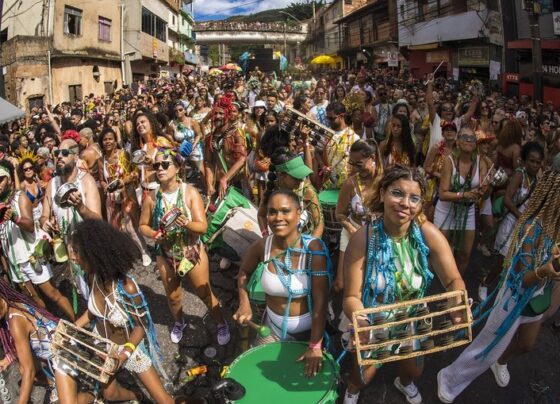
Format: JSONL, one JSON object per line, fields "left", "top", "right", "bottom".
{"left": 99, "top": 17, "right": 112, "bottom": 42}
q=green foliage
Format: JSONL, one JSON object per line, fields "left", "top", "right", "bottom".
{"left": 224, "top": 1, "right": 324, "bottom": 23}
{"left": 207, "top": 45, "right": 220, "bottom": 65}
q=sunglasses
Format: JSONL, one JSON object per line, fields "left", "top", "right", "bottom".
{"left": 152, "top": 161, "right": 172, "bottom": 170}
{"left": 54, "top": 149, "right": 77, "bottom": 157}
{"left": 23, "top": 166, "right": 34, "bottom": 172}
{"left": 459, "top": 135, "right": 477, "bottom": 143}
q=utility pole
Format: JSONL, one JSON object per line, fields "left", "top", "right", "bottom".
{"left": 524, "top": 0, "right": 543, "bottom": 102}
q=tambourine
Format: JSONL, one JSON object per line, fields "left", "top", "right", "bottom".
{"left": 131, "top": 150, "right": 148, "bottom": 165}
{"left": 159, "top": 207, "right": 182, "bottom": 233}
{"left": 489, "top": 167, "right": 508, "bottom": 187}
{"left": 54, "top": 182, "right": 79, "bottom": 207}
{"left": 106, "top": 179, "right": 121, "bottom": 193}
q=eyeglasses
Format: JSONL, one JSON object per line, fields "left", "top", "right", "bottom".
{"left": 459, "top": 135, "right": 477, "bottom": 143}
{"left": 54, "top": 149, "right": 76, "bottom": 157}
{"left": 152, "top": 161, "right": 172, "bottom": 170}
{"left": 23, "top": 166, "right": 34, "bottom": 172}
{"left": 388, "top": 188, "right": 423, "bottom": 207}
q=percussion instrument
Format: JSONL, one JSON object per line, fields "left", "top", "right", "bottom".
{"left": 318, "top": 189, "right": 342, "bottom": 233}
{"left": 51, "top": 320, "right": 119, "bottom": 384}
{"left": 489, "top": 167, "right": 508, "bottom": 187}
{"left": 203, "top": 188, "right": 261, "bottom": 262}
{"left": 54, "top": 182, "right": 79, "bottom": 207}
{"left": 106, "top": 179, "right": 121, "bottom": 193}
{"left": 131, "top": 150, "right": 148, "bottom": 165}
{"left": 225, "top": 342, "right": 339, "bottom": 403}
{"left": 159, "top": 207, "right": 182, "bottom": 233}
{"left": 280, "top": 107, "right": 335, "bottom": 150}
{"left": 351, "top": 290, "right": 472, "bottom": 366}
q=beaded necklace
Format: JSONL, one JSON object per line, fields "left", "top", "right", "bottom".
{"left": 152, "top": 183, "right": 190, "bottom": 259}
{"left": 361, "top": 218, "right": 432, "bottom": 312}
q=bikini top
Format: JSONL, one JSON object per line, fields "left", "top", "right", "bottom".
{"left": 8, "top": 304, "right": 56, "bottom": 361}
{"left": 87, "top": 275, "right": 129, "bottom": 329}
{"left": 25, "top": 185, "right": 44, "bottom": 204}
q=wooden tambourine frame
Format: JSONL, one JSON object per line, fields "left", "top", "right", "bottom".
{"left": 51, "top": 319, "right": 119, "bottom": 384}
{"left": 280, "top": 107, "right": 336, "bottom": 150}
{"left": 351, "top": 290, "right": 473, "bottom": 366}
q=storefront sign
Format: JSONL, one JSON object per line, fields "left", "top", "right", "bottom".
{"left": 553, "top": 12, "right": 560, "bottom": 35}
{"left": 505, "top": 73, "right": 519, "bottom": 82}
{"left": 426, "top": 51, "right": 449, "bottom": 63}
{"left": 388, "top": 52, "right": 399, "bottom": 67}
{"left": 543, "top": 64, "right": 560, "bottom": 76}
{"left": 458, "top": 47, "right": 489, "bottom": 67}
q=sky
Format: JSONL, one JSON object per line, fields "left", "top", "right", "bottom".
{"left": 194, "top": 0, "right": 295, "bottom": 21}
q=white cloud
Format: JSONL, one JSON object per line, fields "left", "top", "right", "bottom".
{"left": 194, "top": 0, "right": 294, "bottom": 19}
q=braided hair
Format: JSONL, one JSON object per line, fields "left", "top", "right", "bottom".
{"left": 263, "top": 148, "right": 297, "bottom": 205}
{"left": 0, "top": 278, "right": 59, "bottom": 360}
{"left": 505, "top": 153, "right": 560, "bottom": 263}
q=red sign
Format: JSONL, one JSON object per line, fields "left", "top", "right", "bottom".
{"left": 505, "top": 73, "right": 519, "bottom": 83}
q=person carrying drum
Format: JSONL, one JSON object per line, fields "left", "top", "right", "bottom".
{"left": 204, "top": 95, "right": 249, "bottom": 200}
{"left": 233, "top": 189, "right": 331, "bottom": 377}
{"left": 257, "top": 150, "right": 323, "bottom": 239}
{"left": 334, "top": 140, "right": 382, "bottom": 293}
{"left": 342, "top": 165, "right": 465, "bottom": 404}
{"left": 139, "top": 148, "right": 230, "bottom": 346}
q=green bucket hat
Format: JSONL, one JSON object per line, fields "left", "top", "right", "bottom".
{"left": 276, "top": 156, "right": 313, "bottom": 180}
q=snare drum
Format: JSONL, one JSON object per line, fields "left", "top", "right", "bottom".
{"left": 225, "top": 342, "right": 339, "bottom": 404}
{"left": 318, "top": 189, "right": 341, "bottom": 232}
{"left": 203, "top": 188, "right": 261, "bottom": 261}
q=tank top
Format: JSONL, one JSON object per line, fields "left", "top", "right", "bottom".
{"left": 449, "top": 155, "right": 480, "bottom": 191}
{"left": 50, "top": 172, "right": 86, "bottom": 241}
{"left": 0, "top": 192, "right": 35, "bottom": 266}
{"left": 140, "top": 144, "right": 158, "bottom": 190}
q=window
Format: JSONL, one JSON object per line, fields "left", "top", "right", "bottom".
{"left": 68, "top": 85, "right": 82, "bottom": 104}
{"left": 141, "top": 7, "right": 167, "bottom": 42}
{"left": 28, "top": 96, "right": 44, "bottom": 111}
{"left": 104, "top": 81, "right": 114, "bottom": 95}
{"left": 64, "top": 6, "right": 82, "bottom": 35}
{"left": 98, "top": 17, "right": 112, "bottom": 42}
{"left": 0, "top": 28, "right": 7, "bottom": 44}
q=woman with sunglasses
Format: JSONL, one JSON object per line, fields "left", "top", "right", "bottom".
{"left": 98, "top": 128, "right": 151, "bottom": 267}
{"left": 172, "top": 102, "right": 204, "bottom": 181}
{"left": 234, "top": 189, "right": 331, "bottom": 377}
{"left": 434, "top": 127, "right": 489, "bottom": 274}
{"left": 342, "top": 165, "right": 465, "bottom": 404}
{"left": 18, "top": 154, "right": 45, "bottom": 222}
{"left": 334, "top": 140, "right": 382, "bottom": 293}
{"left": 132, "top": 111, "right": 173, "bottom": 202}
{"left": 139, "top": 149, "right": 230, "bottom": 346}
{"left": 258, "top": 149, "right": 323, "bottom": 239}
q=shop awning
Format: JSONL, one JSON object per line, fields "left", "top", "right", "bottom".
{"left": 0, "top": 97, "right": 25, "bottom": 125}
{"left": 508, "top": 39, "right": 560, "bottom": 50}
{"left": 407, "top": 43, "right": 440, "bottom": 51}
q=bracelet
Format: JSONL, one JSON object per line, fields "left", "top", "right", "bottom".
{"left": 309, "top": 340, "right": 322, "bottom": 350}
{"left": 123, "top": 342, "right": 136, "bottom": 352}
{"left": 456, "top": 192, "right": 461, "bottom": 199}
{"left": 534, "top": 266, "right": 545, "bottom": 281}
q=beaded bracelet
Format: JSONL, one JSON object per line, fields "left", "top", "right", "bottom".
{"left": 124, "top": 342, "right": 136, "bottom": 353}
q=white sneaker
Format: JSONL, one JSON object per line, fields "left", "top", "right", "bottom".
{"left": 142, "top": 253, "right": 152, "bottom": 267}
{"left": 219, "top": 257, "right": 231, "bottom": 269}
{"left": 478, "top": 284, "right": 488, "bottom": 301}
{"left": 342, "top": 389, "right": 359, "bottom": 404}
{"left": 170, "top": 320, "right": 187, "bottom": 343}
{"left": 394, "top": 377, "right": 422, "bottom": 404}
{"left": 437, "top": 369, "right": 454, "bottom": 403}
{"left": 490, "top": 362, "right": 510, "bottom": 387}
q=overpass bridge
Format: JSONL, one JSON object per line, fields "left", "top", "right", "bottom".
{"left": 194, "top": 21, "right": 308, "bottom": 45}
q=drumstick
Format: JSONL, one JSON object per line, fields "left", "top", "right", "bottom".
{"left": 245, "top": 320, "right": 271, "bottom": 337}
{"left": 481, "top": 163, "right": 495, "bottom": 186}
{"left": 424, "top": 60, "right": 445, "bottom": 85}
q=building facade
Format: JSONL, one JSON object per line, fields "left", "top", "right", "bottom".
{"left": 335, "top": 0, "right": 399, "bottom": 70}
{"left": 397, "top": 0, "right": 503, "bottom": 82}
{"left": 1, "top": 0, "right": 122, "bottom": 107}
{"left": 502, "top": 0, "right": 560, "bottom": 105}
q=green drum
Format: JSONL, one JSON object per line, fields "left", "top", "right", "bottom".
{"left": 226, "top": 342, "right": 339, "bottom": 403}
{"left": 202, "top": 187, "right": 250, "bottom": 244}
{"left": 318, "top": 189, "right": 341, "bottom": 232}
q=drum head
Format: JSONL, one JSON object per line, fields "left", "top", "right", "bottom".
{"left": 318, "top": 189, "right": 340, "bottom": 208}
{"left": 54, "top": 182, "right": 78, "bottom": 206}
{"left": 226, "top": 342, "right": 339, "bottom": 403}
{"left": 131, "top": 150, "right": 147, "bottom": 165}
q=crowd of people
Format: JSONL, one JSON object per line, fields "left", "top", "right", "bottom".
{"left": 0, "top": 64, "right": 559, "bottom": 403}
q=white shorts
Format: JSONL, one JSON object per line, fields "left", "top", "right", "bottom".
{"left": 11, "top": 261, "right": 52, "bottom": 285}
